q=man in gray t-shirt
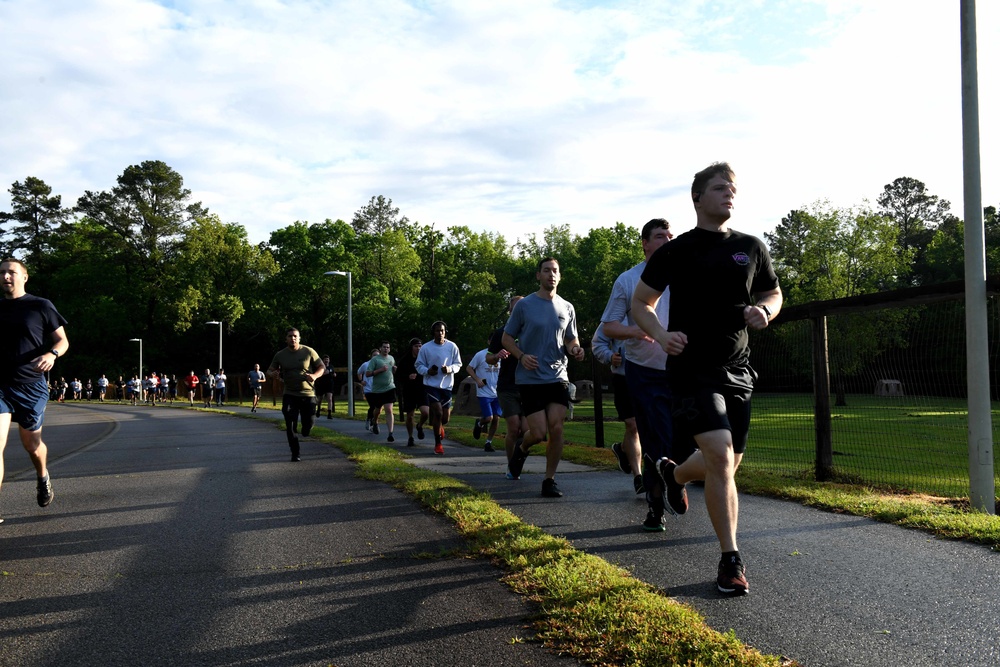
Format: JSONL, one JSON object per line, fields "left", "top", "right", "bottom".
{"left": 502, "top": 257, "right": 585, "bottom": 498}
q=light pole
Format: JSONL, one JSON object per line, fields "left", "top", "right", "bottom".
{"left": 323, "top": 270, "right": 354, "bottom": 416}
{"left": 129, "top": 338, "right": 142, "bottom": 378}
{"left": 206, "top": 321, "right": 223, "bottom": 370}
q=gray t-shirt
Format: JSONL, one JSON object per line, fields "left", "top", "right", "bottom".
{"left": 504, "top": 292, "right": 578, "bottom": 385}
{"left": 600, "top": 261, "right": 670, "bottom": 370}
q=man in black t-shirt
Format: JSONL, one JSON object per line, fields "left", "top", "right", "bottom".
{"left": 0, "top": 258, "right": 69, "bottom": 516}
{"left": 486, "top": 296, "right": 528, "bottom": 479}
{"left": 632, "top": 162, "right": 782, "bottom": 596}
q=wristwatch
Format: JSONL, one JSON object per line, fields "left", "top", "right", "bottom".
{"left": 50, "top": 348, "right": 60, "bottom": 357}
{"left": 759, "top": 304, "right": 772, "bottom": 319}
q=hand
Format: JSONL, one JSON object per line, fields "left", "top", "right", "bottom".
{"left": 496, "top": 349, "right": 510, "bottom": 359}
{"left": 569, "top": 345, "right": 585, "bottom": 361}
{"left": 32, "top": 353, "right": 56, "bottom": 373}
{"left": 478, "top": 378, "right": 486, "bottom": 387}
{"left": 520, "top": 354, "right": 539, "bottom": 371}
{"left": 659, "top": 331, "right": 688, "bottom": 356}
{"left": 745, "top": 305, "right": 770, "bottom": 330}
{"left": 428, "top": 365, "right": 439, "bottom": 376}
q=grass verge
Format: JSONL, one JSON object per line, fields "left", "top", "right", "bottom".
{"left": 325, "top": 432, "right": 796, "bottom": 667}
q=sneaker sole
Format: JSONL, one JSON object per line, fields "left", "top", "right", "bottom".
{"left": 657, "top": 458, "right": 689, "bottom": 516}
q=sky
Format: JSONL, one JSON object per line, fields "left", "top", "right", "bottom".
{"left": 2, "top": 0, "right": 997, "bottom": 247}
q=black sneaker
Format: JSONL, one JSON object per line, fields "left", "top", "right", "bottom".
{"left": 508, "top": 442, "right": 529, "bottom": 479}
{"left": 541, "top": 478, "right": 563, "bottom": 498}
{"left": 657, "top": 458, "right": 689, "bottom": 516}
{"left": 611, "top": 442, "right": 631, "bottom": 474}
{"left": 416, "top": 423, "right": 425, "bottom": 440}
{"left": 717, "top": 554, "right": 749, "bottom": 595}
{"left": 327, "top": 414, "right": 333, "bottom": 420}
{"left": 641, "top": 453, "right": 664, "bottom": 503}
{"left": 291, "top": 455, "right": 301, "bottom": 462}
{"left": 37, "top": 475, "right": 54, "bottom": 507}
{"left": 633, "top": 474, "right": 645, "bottom": 495}
{"left": 365, "top": 419, "right": 371, "bottom": 432}
{"left": 372, "top": 423, "right": 379, "bottom": 435}
{"left": 642, "top": 510, "right": 664, "bottom": 532}
{"left": 387, "top": 433, "right": 395, "bottom": 443}
{"left": 472, "top": 419, "right": 483, "bottom": 439}
{"left": 407, "top": 437, "right": 416, "bottom": 447}
{"left": 484, "top": 440, "right": 495, "bottom": 452}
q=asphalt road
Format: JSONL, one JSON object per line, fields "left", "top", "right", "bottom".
{"left": 4, "top": 403, "right": 999, "bottom": 666}
{"left": 0, "top": 403, "right": 576, "bottom": 667}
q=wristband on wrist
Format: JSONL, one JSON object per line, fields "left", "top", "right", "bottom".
{"left": 760, "top": 304, "right": 772, "bottom": 319}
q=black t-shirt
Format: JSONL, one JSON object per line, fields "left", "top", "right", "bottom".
{"left": 396, "top": 352, "right": 422, "bottom": 392}
{"left": 488, "top": 326, "right": 518, "bottom": 390}
{"left": 641, "top": 227, "right": 779, "bottom": 370}
{"left": 0, "top": 294, "right": 68, "bottom": 384}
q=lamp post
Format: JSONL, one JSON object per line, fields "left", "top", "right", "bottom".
{"left": 206, "top": 321, "right": 223, "bottom": 370}
{"left": 128, "top": 338, "right": 142, "bottom": 378}
{"left": 323, "top": 270, "right": 353, "bottom": 416}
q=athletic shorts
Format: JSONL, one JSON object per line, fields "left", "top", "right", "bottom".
{"left": 477, "top": 396, "right": 502, "bottom": 420}
{"left": 497, "top": 387, "right": 523, "bottom": 418}
{"left": 517, "top": 382, "right": 570, "bottom": 417}
{"left": 315, "top": 375, "right": 334, "bottom": 395}
{"left": 424, "top": 386, "right": 453, "bottom": 408}
{"left": 251, "top": 386, "right": 262, "bottom": 396}
{"left": 667, "top": 362, "right": 756, "bottom": 456}
{"left": 0, "top": 380, "right": 50, "bottom": 431}
{"left": 625, "top": 360, "right": 675, "bottom": 462}
{"left": 610, "top": 373, "right": 635, "bottom": 421}
{"left": 400, "top": 385, "right": 427, "bottom": 413}
{"left": 369, "top": 388, "right": 396, "bottom": 406}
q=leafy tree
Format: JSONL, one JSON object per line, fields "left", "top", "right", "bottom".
{"left": 0, "top": 176, "right": 70, "bottom": 265}
{"left": 351, "top": 195, "right": 409, "bottom": 235}
{"left": 877, "top": 177, "right": 951, "bottom": 284}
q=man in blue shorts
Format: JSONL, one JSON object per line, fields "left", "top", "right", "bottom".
{"left": 503, "top": 258, "right": 586, "bottom": 498}
{"left": 632, "top": 162, "right": 782, "bottom": 595}
{"left": 0, "top": 258, "right": 68, "bottom": 517}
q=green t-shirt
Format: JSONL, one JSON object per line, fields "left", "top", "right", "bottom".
{"left": 368, "top": 354, "right": 396, "bottom": 393}
{"left": 268, "top": 345, "right": 322, "bottom": 397}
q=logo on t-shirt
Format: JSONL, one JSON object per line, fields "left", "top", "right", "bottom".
{"left": 732, "top": 252, "right": 750, "bottom": 266}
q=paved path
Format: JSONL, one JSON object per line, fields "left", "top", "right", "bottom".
{"left": 0, "top": 403, "right": 575, "bottom": 667}
{"left": 4, "top": 403, "right": 998, "bottom": 666}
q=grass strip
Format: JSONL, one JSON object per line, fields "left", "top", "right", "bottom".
{"left": 328, "top": 433, "right": 795, "bottom": 667}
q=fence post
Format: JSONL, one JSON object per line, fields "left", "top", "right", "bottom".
{"left": 812, "top": 315, "right": 833, "bottom": 481}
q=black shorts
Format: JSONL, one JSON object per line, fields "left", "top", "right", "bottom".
{"left": 517, "top": 382, "right": 570, "bottom": 417}
{"left": 369, "top": 388, "right": 396, "bottom": 406}
{"left": 401, "top": 385, "right": 427, "bottom": 413}
{"left": 315, "top": 375, "right": 334, "bottom": 395}
{"left": 668, "top": 362, "right": 756, "bottom": 455}
{"left": 611, "top": 373, "right": 635, "bottom": 421}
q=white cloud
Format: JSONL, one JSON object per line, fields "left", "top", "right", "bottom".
{"left": 0, "top": 0, "right": 995, "bottom": 249}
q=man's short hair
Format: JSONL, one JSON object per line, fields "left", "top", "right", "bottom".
{"left": 431, "top": 321, "right": 447, "bottom": 332}
{"left": 641, "top": 218, "right": 670, "bottom": 240}
{"left": 1, "top": 257, "right": 28, "bottom": 275}
{"left": 409, "top": 337, "right": 422, "bottom": 347}
{"left": 380, "top": 340, "right": 390, "bottom": 347}
{"left": 285, "top": 327, "right": 300, "bottom": 335}
{"left": 691, "top": 162, "right": 736, "bottom": 202}
{"left": 536, "top": 257, "right": 558, "bottom": 272}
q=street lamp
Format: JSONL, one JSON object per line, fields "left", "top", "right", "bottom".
{"left": 206, "top": 321, "right": 222, "bottom": 370}
{"left": 323, "top": 270, "right": 353, "bottom": 416}
{"left": 129, "top": 338, "right": 142, "bottom": 378}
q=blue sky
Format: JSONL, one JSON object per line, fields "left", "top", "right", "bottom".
{"left": 1, "top": 0, "right": 996, "bottom": 246}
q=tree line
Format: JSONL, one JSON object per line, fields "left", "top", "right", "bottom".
{"left": 1, "top": 161, "right": 996, "bottom": 389}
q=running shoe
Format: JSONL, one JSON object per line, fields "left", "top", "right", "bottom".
{"left": 541, "top": 478, "right": 563, "bottom": 498}
{"left": 472, "top": 419, "right": 482, "bottom": 439}
{"left": 656, "top": 457, "right": 689, "bottom": 516}
{"left": 372, "top": 423, "right": 379, "bottom": 435}
{"left": 407, "top": 437, "right": 416, "bottom": 447}
{"left": 37, "top": 475, "right": 54, "bottom": 507}
{"left": 416, "top": 423, "right": 425, "bottom": 440}
{"left": 434, "top": 443, "right": 444, "bottom": 455}
{"left": 365, "top": 419, "right": 371, "bottom": 432}
{"left": 508, "top": 442, "right": 529, "bottom": 479}
{"left": 611, "top": 441, "right": 631, "bottom": 474}
{"left": 642, "top": 510, "right": 664, "bottom": 532}
{"left": 717, "top": 554, "right": 749, "bottom": 595}
{"left": 505, "top": 470, "right": 519, "bottom": 480}
{"left": 484, "top": 440, "right": 495, "bottom": 452}
{"left": 633, "top": 474, "right": 645, "bottom": 495}
{"left": 387, "top": 433, "right": 394, "bottom": 443}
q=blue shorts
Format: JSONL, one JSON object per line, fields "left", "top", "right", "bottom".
{"left": 477, "top": 396, "right": 502, "bottom": 419}
{"left": 425, "top": 386, "right": 453, "bottom": 408}
{"left": 0, "top": 380, "right": 50, "bottom": 431}
{"left": 625, "top": 360, "right": 675, "bottom": 462}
